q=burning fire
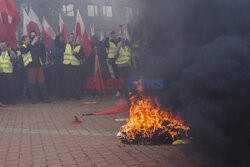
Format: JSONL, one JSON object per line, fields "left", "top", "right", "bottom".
{"left": 119, "top": 80, "right": 190, "bottom": 144}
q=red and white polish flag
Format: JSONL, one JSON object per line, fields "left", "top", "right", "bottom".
{"left": 75, "top": 9, "right": 92, "bottom": 57}
{"left": 42, "top": 17, "right": 56, "bottom": 49}
{"left": 59, "top": 13, "right": 69, "bottom": 42}
{"left": 27, "top": 7, "right": 42, "bottom": 35}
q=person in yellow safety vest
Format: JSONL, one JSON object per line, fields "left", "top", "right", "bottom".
{"left": 104, "top": 31, "right": 123, "bottom": 96}
{"left": 115, "top": 39, "right": 132, "bottom": 97}
{"left": 20, "top": 32, "right": 51, "bottom": 104}
{"left": 63, "top": 33, "right": 85, "bottom": 100}
{"left": 104, "top": 31, "right": 120, "bottom": 78}
{"left": 130, "top": 31, "right": 141, "bottom": 72}
{"left": 0, "top": 41, "right": 16, "bottom": 104}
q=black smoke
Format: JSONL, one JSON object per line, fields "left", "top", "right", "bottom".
{"left": 137, "top": 0, "right": 250, "bottom": 166}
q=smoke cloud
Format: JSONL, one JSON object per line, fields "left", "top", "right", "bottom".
{"left": 138, "top": 0, "right": 250, "bottom": 166}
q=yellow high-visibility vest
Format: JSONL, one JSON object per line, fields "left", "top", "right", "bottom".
{"left": 108, "top": 41, "right": 117, "bottom": 59}
{"left": 0, "top": 51, "right": 13, "bottom": 73}
{"left": 63, "top": 43, "right": 81, "bottom": 66}
{"left": 21, "top": 44, "right": 32, "bottom": 67}
{"left": 115, "top": 46, "right": 131, "bottom": 67}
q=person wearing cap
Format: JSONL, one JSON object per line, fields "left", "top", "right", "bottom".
{"left": 20, "top": 31, "right": 51, "bottom": 104}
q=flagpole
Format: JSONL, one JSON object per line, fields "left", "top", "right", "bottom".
{"left": 96, "top": 54, "right": 106, "bottom": 96}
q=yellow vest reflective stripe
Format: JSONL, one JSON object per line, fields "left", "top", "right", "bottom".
{"left": 21, "top": 44, "right": 33, "bottom": 67}
{"left": 132, "top": 43, "right": 140, "bottom": 58}
{"left": 108, "top": 41, "right": 116, "bottom": 58}
{"left": 0, "top": 52, "right": 13, "bottom": 73}
{"left": 116, "top": 46, "right": 131, "bottom": 67}
{"left": 63, "top": 43, "right": 81, "bottom": 66}
{"left": 16, "top": 50, "right": 21, "bottom": 57}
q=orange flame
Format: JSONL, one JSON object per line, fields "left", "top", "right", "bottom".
{"left": 122, "top": 80, "right": 190, "bottom": 143}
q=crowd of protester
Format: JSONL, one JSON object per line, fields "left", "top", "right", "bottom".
{"left": 0, "top": 30, "right": 141, "bottom": 105}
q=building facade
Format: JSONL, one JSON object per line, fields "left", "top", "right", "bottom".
{"left": 61, "top": 0, "right": 142, "bottom": 38}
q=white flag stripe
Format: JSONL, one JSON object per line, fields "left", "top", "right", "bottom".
{"left": 90, "top": 24, "right": 95, "bottom": 36}
{"left": 59, "top": 13, "right": 64, "bottom": 33}
{"left": 100, "top": 31, "right": 104, "bottom": 41}
{"left": 22, "top": 9, "right": 31, "bottom": 35}
{"left": 28, "top": 7, "right": 42, "bottom": 33}
{"left": 75, "top": 9, "right": 86, "bottom": 36}
{"left": 42, "top": 17, "right": 56, "bottom": 39}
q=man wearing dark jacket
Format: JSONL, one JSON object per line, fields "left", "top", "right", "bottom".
{"left": 20, "top": 31, "right": 51, "bottom": 104}
{"left": 50, "top": 34, "right": 65, "bottom": 97}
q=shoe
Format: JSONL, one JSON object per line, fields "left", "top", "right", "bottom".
{"left": 29, "top": 83, "right": 39, "bottom": 104}
{"left": 42, "top": 97, "right": 51, "bottom": 103}
{"left": 65, "top": 96, "right": 70, "bottom": 101}
{"left": 10, "top": 100, "right": 16, "bottom": 105}
{"left": 39, "top": 83, "right": 51, "bottom": 103}
{"left": 0, "top": 102, "right": 6, "bottom": 107}
{"left": 115, "top": 91, "right": 120, "bottom": 97}
{"left": 32, "top": 98, "right": 39, "bottom": 104}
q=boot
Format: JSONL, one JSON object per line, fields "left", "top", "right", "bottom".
{"left": 29, "top": 84, "right": 39, "bottom": 104}
{"left": 39, "top": 83, "right": 51, "bottom": 103}
{"left": 0, "top": 102, "right": 6, "bottom": 107}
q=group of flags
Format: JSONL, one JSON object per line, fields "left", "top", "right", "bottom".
{"left": 0, "top": 0, "right": 130, "bottom": 87}
{"left": 23, "top": 8, "right": 92, "bottom": 57}
{"left": 0, "top": 0, "right": 92, "bottom": 57}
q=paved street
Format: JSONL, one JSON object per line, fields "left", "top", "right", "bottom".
{"left": 0, "top": 97, "right": 202, "bottom": 167}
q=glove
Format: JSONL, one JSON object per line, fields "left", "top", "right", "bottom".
{"left": 108, "top": 59, "right": 115, "bottom": 65}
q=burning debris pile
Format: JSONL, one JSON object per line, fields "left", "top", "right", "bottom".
{"left": 118, "top": 82, "right": 190, "bottom": 145}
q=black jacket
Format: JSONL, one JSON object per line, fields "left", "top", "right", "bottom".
{"left": 20, "top": 42, "right": 46, "bottom": 68}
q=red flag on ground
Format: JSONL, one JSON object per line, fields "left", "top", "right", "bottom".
{"left": 42, "top": 17, "right": 56, "bottom": 49}
{"left": 0, "top": 0, "right": 20, "bottom": 48}
{"left": 82, "top": 99, "right": 129, "bottom": 116}
{"left": 59, "top": 13, "right": 69, "bottom": 42}
{"left": 28, "top": 7, "right": 42, "bottom": 35}
{"left": 75, "top": 9, "right": 92, "bottom": 57}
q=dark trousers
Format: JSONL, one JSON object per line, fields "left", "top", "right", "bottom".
{"left": 28, "top": 67, "right": 45, "bottom": 84}
{"left": 13, "top": 68, "right": 27, "bottom": 98}
{"left": 79, "top": 64, "right": 86, "bottom": 94}
{"left": 0, "top": 73, "right": 15, "bottom": 104}
{"left": 64, "top": 65, "right": 81, "bottom": 98}
{"left": 109, "top": 59, "right": 119, "bottom": 79}
{"left": 27, "top": 67, "right": 49, "bottom": 101}
{"left": 46, "top": 64, "right": 64, "bottom": 96}
{"left": 118, "top": 67, "right": 131, "bottom": 97}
